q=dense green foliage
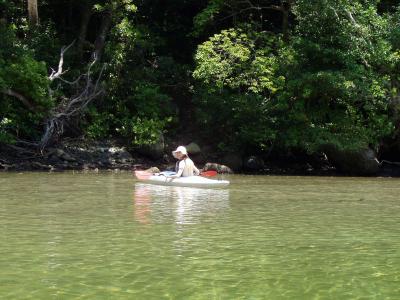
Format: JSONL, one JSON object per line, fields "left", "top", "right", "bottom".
{"left": 193, "top": 0, "right": 399, "bottom": 153}
{"left": 0, "top": 24, "right": 52, "bottom": 143}
{"left": 1, "top": 0, "right": 400, "bottom": 158}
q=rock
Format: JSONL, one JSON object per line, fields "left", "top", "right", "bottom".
{"left": 222, "top": 153, "right": 243, "bottom": 171}
{"left": 1, "top": 140, "right": 137, "bottom": 172}
{"left": 119, "top": 151, "right": 133, "bottom": 161}
{"left": 0, "top": 162, "right": 12, "bottom": 171}
{"left": 203, "top": 162, "right": 233, "bottom": 174}
{"left": 163, "top": 154, "right": 170, "bottom": 163}
{"left": 136, "top": 134, "right": 165, "bottom": 160}
{"left": 186, "top": 142, "right": 201, "bottom": 155}
{"left": 119, "top": 164, "right": 133, "bottom": 170}
{"left": 54, "top": 149, "right": 76, "bottom": 162}
{"left": 323, "top": 145, "right": 380, "bottom": 175}
{"left": 31, "top": 162, "right": 53, "bottom": 170}
{"left": 108, "top": 147, "right": 120, "bottom": 154}
{"left": 378, "top": 161, "right": 400, "bottom": 177}
{"left": 244, "top": 156, "right": 265, "bottom": 171}
{"left": 54, "top": 148, "right": 64, "bottom": 156}
{"left": 145, "top": 166, "right": 160, "bottom": 173}
{"left": 48, "top": 154, "right": 62, "bottom": 164}
{"left": 109, "top": 147, "right": 132, "bottom": 160}
{"left": 117, "top": 158, "right": 127, "bottom": 164}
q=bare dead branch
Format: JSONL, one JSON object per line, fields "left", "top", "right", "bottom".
{"left": 49, "top": 40, "right": 76, "bottom": 81}
{"left": 381, "top": 160, "right": 400, "bottom": 167}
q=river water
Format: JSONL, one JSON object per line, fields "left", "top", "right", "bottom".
{"left": 0, "top": 172, "right": 399, "bottom": 299}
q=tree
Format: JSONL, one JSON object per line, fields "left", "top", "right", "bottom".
{"left": 193, "top": 0, "right": 398, "bottom": 154}
{"left": 27, "top": 0, "right": 39, "bottom": 26}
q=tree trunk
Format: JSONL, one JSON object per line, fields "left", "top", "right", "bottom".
{"left": 27, "top": 0, "right": 39, "bottom": 26}
{"left": 93, "top": 10, "right": 112, "bottom": 62}
{"left": 77, "top": 3, "right": 93, "bottom": 59}
{"left": 282, "top": 0, "right": 292, "bottom": 42}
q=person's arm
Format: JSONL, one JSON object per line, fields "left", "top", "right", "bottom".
{"left": 193, "top": 164, "right": 200, "bottom": 176}
{"left": 169, "top": 161, "right": 184, "bottom": 178}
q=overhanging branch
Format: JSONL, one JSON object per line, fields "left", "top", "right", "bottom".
{"left": 1, "top": 89, "right": 37, "bottom": 112}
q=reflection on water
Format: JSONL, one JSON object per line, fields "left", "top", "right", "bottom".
{"left": 133, "top": 184, "right": 152, "bottom": 224}
{"left": 133, "top": 183, "right": 230, "bottom": 225}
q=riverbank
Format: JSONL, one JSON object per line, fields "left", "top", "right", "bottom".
{"left": 1, "top": 139, "right": 400, "bottom": 177}
{"left": 0, "top": 139, "right": 147, "bottom": 172}
{"left": 0, "top": 139, "right": 324, "bottom": 174}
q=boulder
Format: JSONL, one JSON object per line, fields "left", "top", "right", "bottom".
{"left": 378, "top": 161, "right": 400, "bottom": 177}
{"left": 185, "top": 142, "right": 201, "bottom": 155}
{"left": 323, "top": 145, "right": 380, "bottom": 175}
{"left": 244, "top": 156, "right": 265, "bottom": 171}
{"left": 221, "top": 153, "right": 243, "bottom": 171}
{"left": 203, "top": 162, "right": 233, "bottom": 174}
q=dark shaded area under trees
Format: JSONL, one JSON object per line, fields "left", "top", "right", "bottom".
{"left": 1, "top": 0, "right": 400, "bottom": 175}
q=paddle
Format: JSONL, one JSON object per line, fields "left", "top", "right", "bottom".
{"left": 134, "top": 170, "right": 217, "bottom": 180}
{"left": 200, "top": 170, "right": 217, "bottom": 177}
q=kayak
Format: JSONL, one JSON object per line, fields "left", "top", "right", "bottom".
{"left": 135, "top": 171, "right": 229, "bottom": 188}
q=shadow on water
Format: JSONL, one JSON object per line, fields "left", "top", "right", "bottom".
{"left": 133, "top": 183, "right": 230, "bottom": 225}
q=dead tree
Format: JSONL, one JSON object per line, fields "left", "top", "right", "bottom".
{"left": 39, "top": 42, "right": 105, "bottom": 149}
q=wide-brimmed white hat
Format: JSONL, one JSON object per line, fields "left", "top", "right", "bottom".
{"left": 172, "top": 146, "right": 188, "bottom": 158}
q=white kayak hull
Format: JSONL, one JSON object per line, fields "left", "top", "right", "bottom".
{"left": 137, "top": 174, "right": 229, "bottom": 188}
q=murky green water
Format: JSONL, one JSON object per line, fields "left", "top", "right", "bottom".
{"left": 0, "top": 173, "right": 399, "bottom": 299}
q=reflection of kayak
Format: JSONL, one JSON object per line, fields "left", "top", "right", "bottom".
{"left": 134, "top": 183, "right": 230, "bottom": 224}
{"left": 135, "top": 171, "right": 229, "bottom": 188}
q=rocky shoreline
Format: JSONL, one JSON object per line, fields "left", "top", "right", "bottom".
{"left": 0, "top": 139, "right": 332, "bottom": 175}
{"left": 0, "top": 140, "right": 146, "bottom": 172}
{"left": 1, "top": 139, "right": 400, "bottom": 177}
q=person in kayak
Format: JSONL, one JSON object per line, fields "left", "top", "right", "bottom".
{"left": 169, "top": 146, "right": 200, "bottom": 178}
